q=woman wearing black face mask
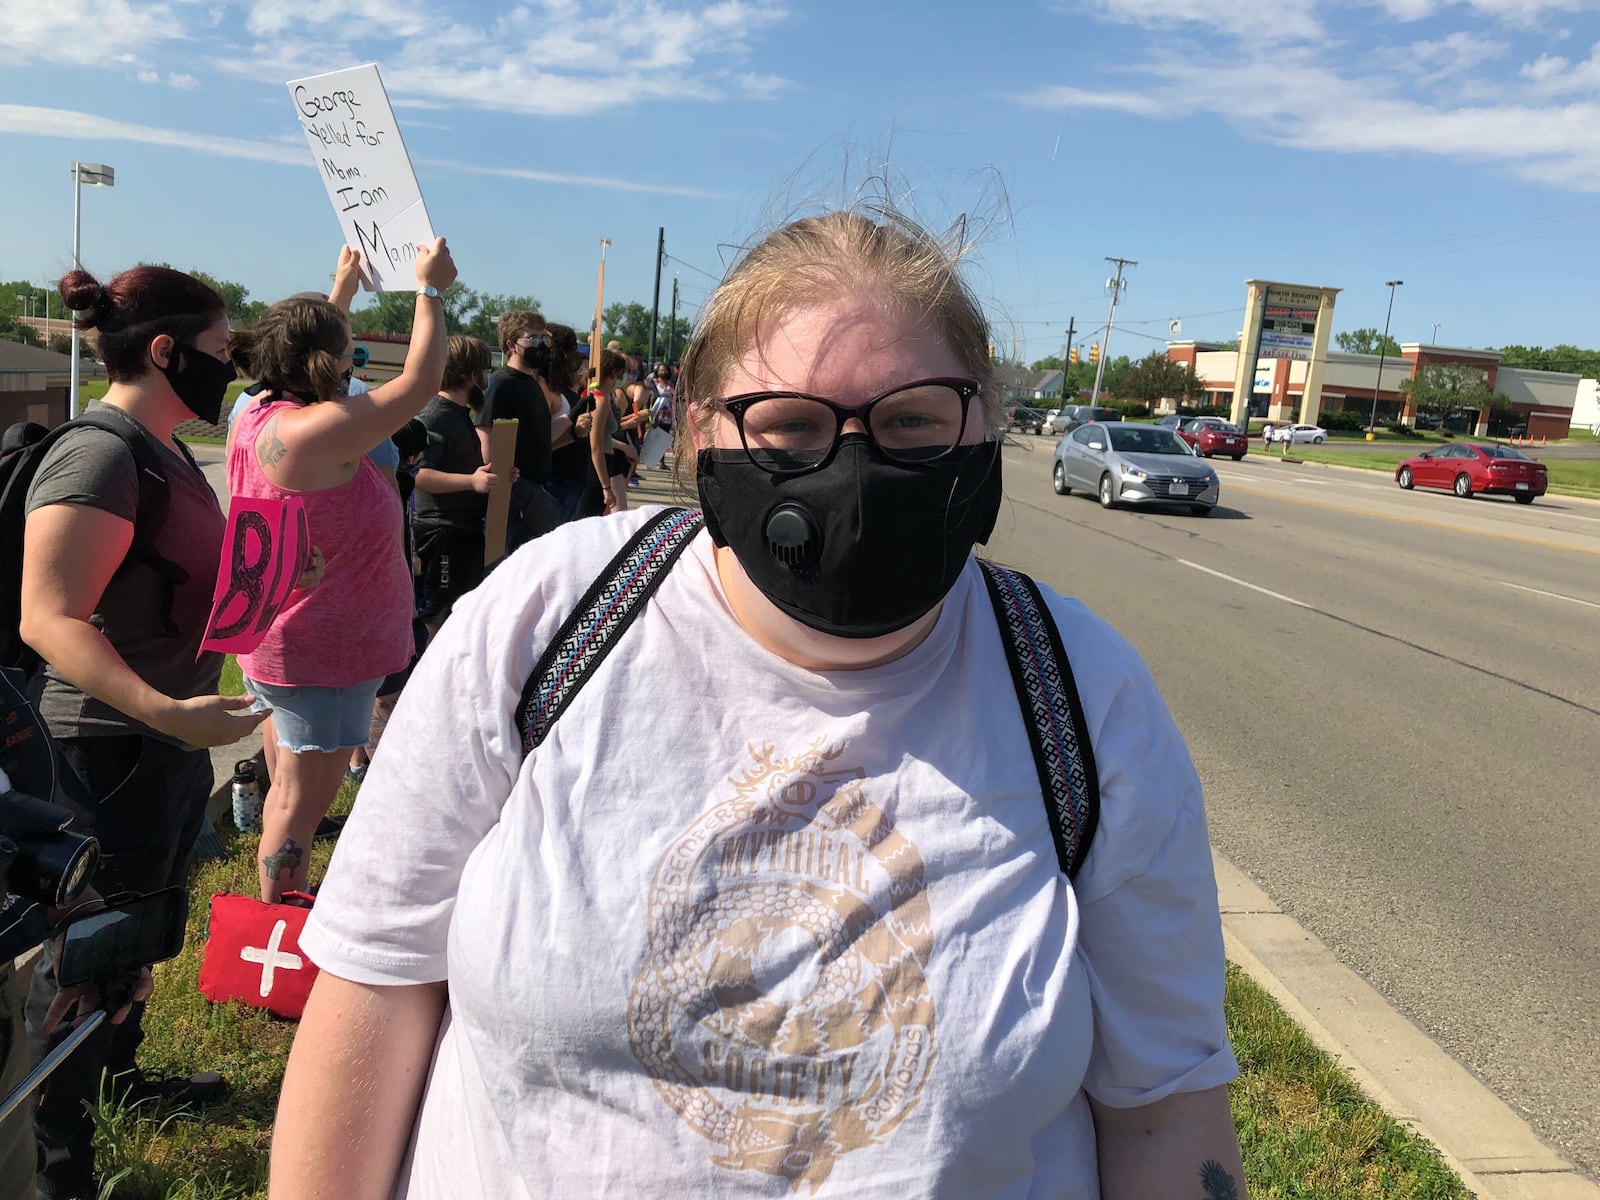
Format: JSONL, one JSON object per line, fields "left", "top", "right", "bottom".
{"left": 18, "top": 264, "right": 271, "bottom": 1200}
{"left": 274, "top": 210, "right": 1243, "bottom": 1200}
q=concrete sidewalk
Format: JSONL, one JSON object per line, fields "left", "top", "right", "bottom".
{"left": 1217, "top": 854, "right": 1599, "bottom": 1198}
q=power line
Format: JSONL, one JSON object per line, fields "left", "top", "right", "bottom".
{"left": 662, "top": 253, "right": 720, "bottom": 283}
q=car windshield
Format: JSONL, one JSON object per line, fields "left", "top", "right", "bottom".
{"left": 1202, "top": 420, "right": 1241, "bottom": 433}
{"left": 1108, "top": 426, "right": 1189, "bottom": 455}
{"left": 1480, "top": 444, "right": 1531, "bottom": 460}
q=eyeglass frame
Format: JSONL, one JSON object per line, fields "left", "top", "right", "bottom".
{"left": 517, "top": 332, "right": 552, "bottom": 348}
{"left": 335, "top": 347, "right": 370, "bottom": 369}
{"left": 718, "top": 375, "right": 985, "bottom": 477}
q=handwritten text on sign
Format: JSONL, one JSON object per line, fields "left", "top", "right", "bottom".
{"left": 286, "top": 63, "right": 434, "bottom": 291}
{"left": 200, "top": 497, "right": 311, "bottom": 657}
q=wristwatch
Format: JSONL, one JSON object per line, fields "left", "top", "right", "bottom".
{"left": 417, "top": 285, "right": 441, "bottom": 300}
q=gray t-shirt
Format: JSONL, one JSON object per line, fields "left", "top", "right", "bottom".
{"left": 24, "top": 407, "right": 226, "bottom": 743}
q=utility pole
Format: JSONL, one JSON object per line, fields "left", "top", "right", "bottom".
{"left": 648, "top": 227, "right": 664, "bottom": 367}
{"left": 666, "top": 275, "right": 680, "bottom": 365}
{"left": 1367, "top": 280, "right": 1403, "bottom": 437}
{"left": 1060, "top": 317, "right": 1076, "bottom": 399}
{"left": 1089, "top": 256, "right": 1135, "bottom": 406}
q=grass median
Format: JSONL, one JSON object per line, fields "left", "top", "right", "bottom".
{"left": 83, "top": 816, "right": 1472, "bottom": 1195}
{"left": 1284, "top": 446, "right": 1600, "bottom": 500}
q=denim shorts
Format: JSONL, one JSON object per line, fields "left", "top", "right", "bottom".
{"left": 243, "top": 675, "right": 385, "bottom": 753}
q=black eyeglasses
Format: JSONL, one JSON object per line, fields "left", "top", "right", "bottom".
{"left": 720, "top": 377, "right": 983, "bottom": 476}
{"left": 336, "top": 347, "right": 370, "bottom": 369}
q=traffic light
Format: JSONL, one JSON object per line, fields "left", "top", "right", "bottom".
{"left": 1069, "top": 346, "right": 1079, "bottom": 365}
{"left": 988, "top": 342, "right": 996, "bottom": 361}
{"left": 1089, "top": 343, "right": 1100, "bottom": 365}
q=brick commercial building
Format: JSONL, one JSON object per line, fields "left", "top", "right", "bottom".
{"left": 1168, "top": 342, "right": 1584, "bottom": 440}
{"left": 0, "top": 340, "right": 84, "bottom": 430}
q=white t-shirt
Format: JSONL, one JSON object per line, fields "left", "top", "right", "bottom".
{"left": 300, "top": 507, "right": 1237, "bottom": 1199}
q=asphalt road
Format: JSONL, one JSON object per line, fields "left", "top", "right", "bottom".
{"left": 989, "top": 437, "right": 1600, "bottom": 1177}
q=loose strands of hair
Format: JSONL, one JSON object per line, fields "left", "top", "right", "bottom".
{"left": 227, "top": 297, "right": 349, "bottom": 403}
{"left": 56, "top": 266, "right": 226, "bottom": 383}
{"left": 670, "top": 204, "right": 998, "bottom": 494}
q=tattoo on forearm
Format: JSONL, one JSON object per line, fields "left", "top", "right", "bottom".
{"left": 256, "top": 416, "right": 288, "bottom": 468}
{"left": 261, "top": 838, "right": 304, "bottom": 880}
{"left": 1199, "top": 1160, "right": 1240, "bottom": 1200}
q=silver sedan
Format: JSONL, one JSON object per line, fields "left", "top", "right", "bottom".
{"left": 1052, "top": 422, "right": 1221, "bottom": 515}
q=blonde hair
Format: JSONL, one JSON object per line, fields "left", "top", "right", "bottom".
{"left": 673, "top": 210, "right": 995, "bottom": 483}
{"left": 227, "top": 297, "right": 348, "bottom": 402}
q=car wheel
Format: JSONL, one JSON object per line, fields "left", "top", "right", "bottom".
{"left": 1190, "top": 504, "right": 1211, "bottom": 517}
{"left": 1398, "top": 466, "right": 1413, "bottom": 490}
{"left": 1098, "top": 473, "right": 1116, "bottom": 509}
{"left": 1514, "top": 493, "right": 1536, "bottom": 505}
{"left": 1454, "top": 472, "right": 1473, "bottom": 498}
{"left": 1052, "top": 460, "right": 1071, "bottom": 496}
{"left": 1231, "top": 454, "right": 1243, "bottom": 461}
{"left": 1313, "top": 435, "right": 1324, "bottom": 444}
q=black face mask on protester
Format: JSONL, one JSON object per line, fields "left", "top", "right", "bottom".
{"left": 696, "top": 435, "right": 1003, "bottom": 640}
{"left": 521, "top": 342, "right": 551, "bottom": 375}
{"left": 159, "top": 344, "right": 238, "bottom": 425}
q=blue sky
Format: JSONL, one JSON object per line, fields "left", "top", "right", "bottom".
{"left": 2, "top": 0, "right": 1598, "bottom": 364}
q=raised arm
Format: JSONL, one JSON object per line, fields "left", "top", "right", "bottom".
{"left": 270, "top": 239, "right": 458, "bottom": 469}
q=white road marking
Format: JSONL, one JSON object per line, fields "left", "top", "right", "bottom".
{"left": 1176, "top": 559, "right": 1313, "bottom": 609}
{"left": 1496, "top": 580, "right": 1600, "bottom": 610}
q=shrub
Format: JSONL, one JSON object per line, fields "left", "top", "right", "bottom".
{"left": 1319, "top": 410, "right": 1367, "bottom": 432}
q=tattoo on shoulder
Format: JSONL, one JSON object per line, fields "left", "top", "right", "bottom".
{"left": 1199, "top": 1160, "right": 1240, "bottom": 1200}
{"left": 256, "top": 416, "right": 288, "bottom": 469}
{"left": 261, "top": 838, "right": 304, "bottom": 880}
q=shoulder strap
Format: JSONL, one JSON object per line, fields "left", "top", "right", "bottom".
{"left": 977, "top": 559, "right": 1100, "bottom": 881}
{"left": 517, "top": 507, "right": 704, "bottom": 756}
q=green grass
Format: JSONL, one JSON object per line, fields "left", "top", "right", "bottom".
{"left": 86, "top": 758, "right": 1471, "bottom": 1197}
{"left": 78, "top": 381, "right": 253, "bottom": 409}
{"left": 1290, "top": 447, "right": 1600, "bottom": 500}
{"left": 1226, "top": 964, "right": 1471, "bottom": 1199}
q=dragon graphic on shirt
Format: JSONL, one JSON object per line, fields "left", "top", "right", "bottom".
{"left": 628, "top": 739, "right": 937, "bottom": 1193}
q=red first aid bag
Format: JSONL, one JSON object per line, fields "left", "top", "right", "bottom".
{"left": 197, "top": 891, "right": 320, "bottom": 1020}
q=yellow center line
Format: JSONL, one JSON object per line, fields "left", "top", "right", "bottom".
{"left": 1220, "top": 480, "right": 1600, "bottom": 557}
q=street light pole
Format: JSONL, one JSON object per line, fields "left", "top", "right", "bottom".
{"left": 68, "top": 161, "right": 115, "bottom": 419}
{"left": 1089, "top": 256, "right": 1136, "bottom": 406}
{"left": 1366, "top": 279, "right": 1403, "bottom": 438}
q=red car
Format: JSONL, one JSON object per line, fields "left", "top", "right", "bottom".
{"left": 1395, "top": 442, "right": 1547, "bottom": 504}
{"left": 1178, "top": 417, "right": 1249, "bottom": 460}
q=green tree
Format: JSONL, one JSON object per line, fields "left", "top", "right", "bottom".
{"left": 656, "top": 314, "right": 693, "bottom": 364}
{"left": 1496, "top": 343, "right": 1600, "bottom": 380}
{"left": 47, "top": 333, "right": 73, "bottom": 356}
{"left": 1115, "top": 352, "right": 1206, "bottom": 406}
{"left": 1030, "top": 354, "right": 1065, "bottom": 372}
{"left": 602, "top": 302, "right": 655, "bottom": 355}
{"left": 1335, "top": 327, "right": 1401, "bottom": 356}
{"left": 1401, "top": 364, "right": 1507, "bottom": 427}
{"left": 464, "top": 292, "right": 541, "bottom": 346}
{"left": 0, "top": 317, "right": 42, "bottom": 347}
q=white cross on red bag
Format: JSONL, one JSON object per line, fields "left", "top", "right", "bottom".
{"left": 197, "top": 891, "right": 320, "bottom": 1020}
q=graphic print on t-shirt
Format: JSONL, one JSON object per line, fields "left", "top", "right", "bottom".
{"left": 628, "top": 740, "right": 937, "bottom": 1193}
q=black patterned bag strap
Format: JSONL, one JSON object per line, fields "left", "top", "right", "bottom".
{"left": 978, "top": 559, "right": 1100, "bottom": 881}
{"left": 517, "top": 508, "right": 704, "bottom": 756}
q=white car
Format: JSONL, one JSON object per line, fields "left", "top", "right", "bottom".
{"left": 1267, "top": 423, "right": 1328, "bottom": 445}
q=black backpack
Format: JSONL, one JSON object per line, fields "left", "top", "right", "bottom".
{"left": 0, "top": 408, "right": 193, "bottom": 678}
{"left": 515, "top": 508, "right": 1100, "bottom": 880}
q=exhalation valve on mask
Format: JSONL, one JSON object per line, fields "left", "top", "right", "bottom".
{"left": 764, "top": 503, "right": 823, "bottom": 569}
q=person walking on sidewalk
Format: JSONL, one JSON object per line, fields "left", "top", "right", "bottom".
{"left": 272, "top": 206, "right": 1245, "bottom": 1199}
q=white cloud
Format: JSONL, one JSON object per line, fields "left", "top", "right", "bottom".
{"left": 1070, "top": 0, "right": 1324, "bottom": 42}
{"left": 1013, "top": 84, "right": 1173, "bottom": 118}
{"left": 430, "top": 160, "right": 728, "bottom": 199}
{"left": 0, "top": 0, "right": 184, "bottom": 66}
{"left": 1519, "top": 41, "right": 1600, "bottom": 93}
{"left": 167, "top": 71, "right": 199, "bottom": 89}
{"left": 220, "top": 0, "right": 790, "bottom": 116}
{"left": 1409, "top": 30, "right": 1508, "bottom": 77}
{"left": 137, "top": 70, "right": 163, "bottom": 84}
{"left": 0, "top": 103, "right": 308, "bottom": 165}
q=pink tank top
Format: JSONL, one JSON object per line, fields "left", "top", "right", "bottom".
{"left": 228, "top": 396, "right": 413, "bottom": 688}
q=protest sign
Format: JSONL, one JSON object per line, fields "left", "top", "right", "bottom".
{"left": 639, "top": 426, "right": 672, "bottom": 469}
{"left": 484, "top": 421, "right": 518, "bottom": 568}
{"left": 200, "top": 497, "right": 312, "bottom": 656}
{"left": 286, "top": 63, "right": 434, "bottom": 292}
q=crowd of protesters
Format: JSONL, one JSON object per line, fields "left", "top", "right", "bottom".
{"left": 7, "top": 234, "right": 684, "bottom": 1199}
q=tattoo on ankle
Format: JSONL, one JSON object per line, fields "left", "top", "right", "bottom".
{"left": 1200, "top": 1160, "right": 1239, "bottom": 1200}
{"left": 262, "top": 838, "right": 304, "bottom": 881}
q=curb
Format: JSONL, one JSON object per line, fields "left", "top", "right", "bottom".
{"left": 1216, "top": 852, "right": 1600, "bottom": 1198}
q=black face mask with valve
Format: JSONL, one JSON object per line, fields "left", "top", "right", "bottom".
{"left": 160, "top": 344, "right": 238, "bottom": 425}
{"left": 696, "top": 435, "right": 1003, "bottom": 640}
